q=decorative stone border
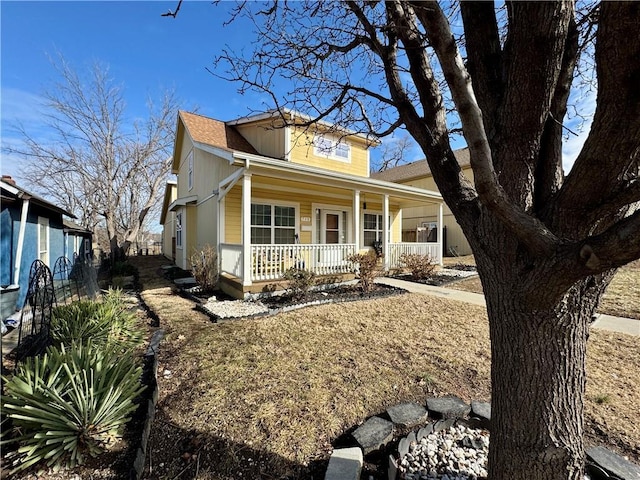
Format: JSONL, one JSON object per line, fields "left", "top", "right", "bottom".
{"left": 324, "top": 395, "right": 640, "bottom": 480}
{"left": 193, "top": 286, "right": 408, "bottom": 323}
{"left": 130, "top": 324, "right": 164, "bottom": 479}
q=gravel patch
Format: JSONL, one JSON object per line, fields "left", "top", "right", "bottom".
{"left": 200, "top": 299, "right": 270, "bottom": 319}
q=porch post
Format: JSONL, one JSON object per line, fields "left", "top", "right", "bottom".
{"left": 438, "top": 201, "right": 444, "bottom": 265}
{"left": 242, "top": 173, "right": 252, "bottom": 286}
{"left": 353, "top": 190, "right": 360, "bottom": 251}
{"left": 383, "top": 194, "right": 389, "bottom": 271}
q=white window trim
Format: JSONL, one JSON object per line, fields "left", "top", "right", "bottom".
{"left": 37, "top": 216, "right": 50, "bottom": 266}
{"left": 187, "top": 150, "right": 194, "bottom": 191}
{"left": 250, "top": 198, "right": 300, "bottom": 245}
{"left": 362, "top": 210, "right": 391, "bottom": 248}
{"left": 313, "top": 133, "right": 351, "bottom": 163}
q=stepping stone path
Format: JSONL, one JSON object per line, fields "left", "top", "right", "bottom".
{"left": 387, "top": 402, "right": 428, "bottom": 428}
{"left": 426, "top": 395, "right": 471, "bottom": 418}
{"left": 587, "top": 446, "right": 640, "bottom": 480}
{"left": 325, "top": 447, "right": 363, "bottom": 480}
{"left": 352, "top": 416, "right": 394, "bottom": 454}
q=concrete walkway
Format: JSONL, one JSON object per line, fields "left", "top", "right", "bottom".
{"left": 377, "top": 277, "right": 640, "bottom": 337}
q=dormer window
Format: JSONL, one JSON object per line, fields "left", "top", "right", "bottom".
{"left": 314, "top": 134, "right": 350, "bottom": 162}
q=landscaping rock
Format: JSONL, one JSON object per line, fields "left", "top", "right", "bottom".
{"left": 587, "top": 446, "right": 640, "bottom": 480}
{"left": 352, "top": 416, "right": 394, "bottom": 454}
{"left": 471, "top": 400, "right": 491, "bottom": 420}
{"left": 174, "top": 277, "right": 198, "bottom": 286}
{"left": 387, "top": 402, "right": 428, "bottom": 428}
{"left": 416, "top": 423, "right": 434, "bottom": 441}
{"left": 325, "top": 447, "right": 363, "bottom": 480}
{"left": 426, "top": 396, "right": 471, "bottom": 419}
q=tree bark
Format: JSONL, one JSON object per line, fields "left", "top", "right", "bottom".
{"left": 467, "top": 226, "right": 612, "bottom": 480}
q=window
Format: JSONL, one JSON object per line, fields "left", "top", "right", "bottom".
{"left": 176, "top": 212, "right": 183, "bottom": 248}
{"left": 187, "top": 151, "right": 194, "bottom": 191}
{"left": 421, "top": 222, "right": 438, "bottom": 242}
{"left": 38, "top": 217, "right": 49, "bottom": 265}
{"left": 313, "top": 134, "right": 350, "bottom": 162}
{"left": 251, "top": 203, "right": 296, "bottom": 244}
{"left": 363, "top": 213, "right": 383, "bottom": 247}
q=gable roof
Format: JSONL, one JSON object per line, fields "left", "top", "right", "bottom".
{"left": 180, "top": 111, "right": 259, "bottom": 155}
{"left": 371, "top": 147, "right": 471, "bottom": 183}
{"left": 1, "top": 177, "right": 76, "bottom": 219}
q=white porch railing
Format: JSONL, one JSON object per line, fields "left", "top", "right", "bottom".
{"left": 251, "top": 244, "right": 357, "bottom": 281}
{"left": 387, "top": 242, "right": 441, "bottom": 268}
{"left": 220, "top": 243, "right": 243, "bottom": 278}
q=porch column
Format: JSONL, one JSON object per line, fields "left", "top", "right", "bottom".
{"left": 242, "top": 173, "right": 252, "bottom": 286}
{"left": 353, "top": 190, "right": 360, "bottom": 251}
{"left": 438, "top": 201, "right": 444, "bottom": 265}
{"left": 383, "top": 194, "right": 389, "bottom": 271}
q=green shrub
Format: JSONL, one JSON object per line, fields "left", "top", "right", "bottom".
{"left": 190, "top": 244, "right": 219, "bottom": 292}
{"left": 399, "top": 253, "right": 437, "bottom": 280}
{"left": 1, "top": 342, "right": 144, "bottom": 472}
{"left": 282, "top": 267, "right": 316, "bottom": 301}
{"left": 347, "top": 250, "right": 383, "bottom": 293}
{"left": 51, "top": 289, "right": 143, "bottom": 350}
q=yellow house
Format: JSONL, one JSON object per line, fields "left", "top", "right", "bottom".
{"left": 159, "top": 180, "right": 177, "bottom": 260}
{"left": 163, "top": 109, "right": 444, "bottom": 298}
{"left": 371, "top": 148, "right": 473, "bottom": 256}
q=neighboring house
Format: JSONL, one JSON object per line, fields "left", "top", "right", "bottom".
{"left": 1, "top": 176, "right": 85, "bottom": 316}
{"left": 63, "top": 219, "right": 93, "bottom": 263}
{"left": 163, "top": 110, "right": 445, "bottom": 299}
{"left": 159, "top": 179, "right": 177, "bottom": 261}
{"left": 371, "top": 148, "right": 473, "bottom": 256}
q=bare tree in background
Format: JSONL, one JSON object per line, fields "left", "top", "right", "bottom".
{"left": 210, "top": 2, "right": 640, "bottom": 479}
{"left": 8, "top": 57, "right": 178, "bottom": 259}
{"left": 372, "top": 133, "right": 417, "bottom": 172}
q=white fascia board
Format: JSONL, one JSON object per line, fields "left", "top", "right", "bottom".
{"left": 168, "top": 195, "right": 198, "bottom": 212}
{"left": 193, "top": 141, "right": 235, "bottom": 163}
{"left": 233, "top": 152, "right": 442, "bottom": 202}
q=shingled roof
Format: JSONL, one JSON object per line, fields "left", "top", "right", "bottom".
{"left": 179, "top": 111, "right": 259, "bottom": 155}
{"left": 371, "top": 147, "right": 470, "bottom": 183}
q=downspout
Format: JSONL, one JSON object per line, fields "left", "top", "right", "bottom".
{"left": 13, "top": 195, "right": 30, "bottom": 286}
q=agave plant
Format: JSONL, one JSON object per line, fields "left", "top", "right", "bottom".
{"left": 51, "top": 290, "right": 143, "bottom": 350}
{"left": 1, "top": 342, "right": 145, "bottom": 472}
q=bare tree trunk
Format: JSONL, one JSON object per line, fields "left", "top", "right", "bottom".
{"left": 472, "top": 242, "right": 608, "bottom": 480}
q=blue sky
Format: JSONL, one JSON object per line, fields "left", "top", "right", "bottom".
{"left": 1, "top": 1, "right": 592, "bottom": 185}
{"left": 1, "top": 0, "right": 278, "bottom": 182}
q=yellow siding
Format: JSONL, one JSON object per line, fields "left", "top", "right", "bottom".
{"left": 288, "top": 127, "right": 370, "bottom": 177}
{"left": 236, "top": 120, "right": 286, "bottom": 159}
{"left": 223, "top": 180, "right": 402, "bottom": 247}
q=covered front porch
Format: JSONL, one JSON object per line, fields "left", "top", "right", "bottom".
{"left": 216, "top": 153, "right": 443, "bottom": 296}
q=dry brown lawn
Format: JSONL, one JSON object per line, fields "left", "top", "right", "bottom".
{"left": 447, "top": 259, "right": 640, "bottom": 320}
{"left": 129, "top": 256, "right": 640, "bottom": 480}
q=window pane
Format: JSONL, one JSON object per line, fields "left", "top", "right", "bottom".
{"left": 274, "top": 228, "right": 295, "bottom": 244}
{"left": 335, "top": 142, "right": 349, "bottom": 158}
{"left": 326, "top": 213, "right": 339, "bottom": 230}
{"left": 275, "top": 206, "right": 295, "bottom": 227}
{"left": 251, "top": 227, "right": 271, "bottom": 244}
{"left": 363, "top": 231, "right": 377, "bottom": 247}
{"left": 39, "top": 224, "right": 47, "bottom": 251}
{"left": 251, "top": 204, "right": 271, "bottom": 226}
{"left": 364, "top": 213, "right": 377, "bottom": 229}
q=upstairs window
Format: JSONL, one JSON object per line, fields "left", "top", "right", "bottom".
{"left": 187, "top": 151, "right": 194, "bottom": 191}
{"left": 314, "top": 134, "right": 350, "bottom": 162}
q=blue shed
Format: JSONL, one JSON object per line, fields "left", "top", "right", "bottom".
{"left": 1, "top": 175, "right": 84, "bottom": 318}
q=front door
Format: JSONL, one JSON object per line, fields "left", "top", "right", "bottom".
{"left": 322, "top": 211, "right": 343, "bottom": 244}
